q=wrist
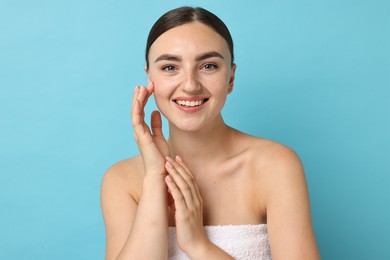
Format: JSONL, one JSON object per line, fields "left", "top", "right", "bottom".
{"left": 185, "top": 239, "right": 211, "bottom": 260}
{"left": 143, "top": 164, "right": 167, "bottom": 177}
{"left": 143, "top": 173, "right": 166, "bottom": 184}
{"left": 142, "top": 175, "right": 167, "bottom": 193}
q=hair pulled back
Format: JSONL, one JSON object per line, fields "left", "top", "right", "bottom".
{"left": 145, "top": 6, "right": 234, "bottom": 68}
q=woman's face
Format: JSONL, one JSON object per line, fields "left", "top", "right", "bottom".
{"left": 146, "top": 22, "right": 236, "bottom": 132}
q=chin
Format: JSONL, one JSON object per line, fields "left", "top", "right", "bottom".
{"left": 169, "top": 119, "right": 206, "bottom": 133}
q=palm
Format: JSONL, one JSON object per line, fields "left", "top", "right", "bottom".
{"left": 132, "top": 84, "right": 170, "bottom": 174}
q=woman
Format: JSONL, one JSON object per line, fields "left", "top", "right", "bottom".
{"left": 101, "top": 6, "right": 320, "bottom": 260}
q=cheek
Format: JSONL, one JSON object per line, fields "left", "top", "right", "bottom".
{"left": 206, "top": 75, "right": 230, "bottom": 92}
{"left": 153, "top": 80, "right": 173, "bottom": 98}
{"left": 153, "top": 86, "right": 166, "bottom": 106}
{"left": 152, "top": 79, "right": 182, "bottom": 108}
{"left": 150, "top": 71, "right": 178, "bottom": 91}
{"left": 153, "top": 90, "right": 167, "bottom": 116}
{"left": 202, "top": 68, "right": 230, "bottom": 85}
{"left": 152, "top": 78, "right": 175, "bottom": 112}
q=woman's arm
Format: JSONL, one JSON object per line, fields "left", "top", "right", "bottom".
{"left": 101, "top": 161, "right": 168, "bottom": 259}
{"left": 265, "top": 146, "right": 320, "bottom": 259}
{"left": 164, "top": 156, "right": 234, "bottom": 260}
{"left": 101, "top": 84, "right": 171, "bottom": 259}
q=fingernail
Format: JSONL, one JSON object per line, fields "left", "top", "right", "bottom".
{"left": 175, "top": 155, "right": 183, "bottom": 163}
{"left": 166, "top": 160, "right": 173, "bottom": 169}
{"left": 166, "top": 175, "right": 172, "bottom": 182}
{"left": 166, "top": 156, "right": 174, "bottom": 163}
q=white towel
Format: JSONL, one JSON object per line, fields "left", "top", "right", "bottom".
{"left": 168, "top": 224, "right": 271, "bottom": 259}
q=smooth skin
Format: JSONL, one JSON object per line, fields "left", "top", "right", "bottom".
{"left": 101, "top": 22, "right": 320, "bottom": 259}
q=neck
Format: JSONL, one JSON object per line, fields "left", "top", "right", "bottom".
{"left": 167, "top": 115, "right": 232, "bottom": 169}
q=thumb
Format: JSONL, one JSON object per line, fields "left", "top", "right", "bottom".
{"left": 151, "top": 110, "right": 166, "bottom": 140}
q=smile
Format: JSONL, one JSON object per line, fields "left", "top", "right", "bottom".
{"left": 174, "top": 99, "right": 208, "bottom": 107}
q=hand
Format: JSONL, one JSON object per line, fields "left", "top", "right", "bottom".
{"left": 164, "top": 156, "right": 208, "bottom": 255}
{"left": 131, "top": 83, "right": 170, "bottom": 176}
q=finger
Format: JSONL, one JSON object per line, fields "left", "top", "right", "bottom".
{"left": 175, "top": 155, "right": 194, "bottom": 178}
{"left": 132, "top": 99, "right": 153, "bottom": 144}
{"left": 131, "top": 86, "right": 140, "bottom": 113}
{"left": 167, "top": 189, "right": 175, "bottom": 207}
{"left": 132, "top": 98, "right": 142, "bottom": 126}
{"left": 174, "top": 157, "right": 202, "bottom": 205}
{"left": 131, "top": 86, "right": 146, "bottom": 126}
{"left": 131, "top": 97, "right": 140, "bottom": 124}
{"left": 165, "top": 157, "right": 199, "bottom": 210}
{"left": 139, "top": 82, "right": 154, "bottom": 109}
{"left": 151, "top": 110, "right": 165, "bottom": 140}
{"left": 136, "top": 86, "right": 148, "bottom": 111}
{"left": 165, "top": 159, "right": 194, "bottom": 209}
{"left": 175, "top": 156, "right": 202, "bottom": 200}
{"left": 131, "top": 87, "right": 140, "bottom": 126}
{"left": 165, "top": 174, "right": 187, "bottom": 211}
{"left": 146, "top": 82, "right": 154, "bottom": 97}
{"left": 138, "top": 84, "right": 155, "bottom": 122}
{"left": 132, "top": 88, "right": 148, "bottom": 127}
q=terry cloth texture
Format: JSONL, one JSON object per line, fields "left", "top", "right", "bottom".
{"left": 168, "top": 224, "right": 271, "bottom": 259}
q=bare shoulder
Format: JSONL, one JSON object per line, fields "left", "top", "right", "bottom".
{"left": 238, "top": 133, "right": 302, "bottom": 172}
{"left": 103, "top": 156, "right": 144, "bottom": 179}
{"left": 256, "top": 138, "right": 303, "bottom": 174}
{"left": 258, "top": 140, "right": 307, "bottom": 201}
{"left": 101, "top": 156, "right": 144, "bottom": 203}
{"left": 101, "top": 156, "right": 145, "bottom": 257}
{"left": 239, "top": 134, "right": 320, "bottom": 258}
{"left": 237, "top": 133, "right": 306, "bottom": 202}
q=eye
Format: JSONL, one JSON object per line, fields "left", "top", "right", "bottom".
{"left": 202, "top": 63, "right": 218, "bottom": 71}
{"left": 162, "top": 65, "right": 177, "bottom": 72}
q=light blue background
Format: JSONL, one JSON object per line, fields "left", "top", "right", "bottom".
{"left": 1, "top": 0, "right": 389, "bottom": 259}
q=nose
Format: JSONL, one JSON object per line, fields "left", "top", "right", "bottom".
{"left": 182, "top": 71, "right": 201, "bottom": 93}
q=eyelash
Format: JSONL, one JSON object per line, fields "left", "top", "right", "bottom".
{"left": 162, "top": 65, "right": 177, "bottom": 72}
{"left": 161, "top": 63, "right": 218, "bottom": 72}
{"left": 202, "top": 63, "right": 218, "bottom": 71}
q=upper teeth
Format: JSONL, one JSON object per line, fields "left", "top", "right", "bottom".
{"left": 176, "top": 100, "right": 204, "bottom": 107}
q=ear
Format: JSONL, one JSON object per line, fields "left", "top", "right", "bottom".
{"left": 227, "top": 63, "right": 236, "bottom": 94}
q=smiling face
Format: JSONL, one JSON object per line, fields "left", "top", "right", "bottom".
{"left": 146, "top": 22, "right": 236, "bottom": 132}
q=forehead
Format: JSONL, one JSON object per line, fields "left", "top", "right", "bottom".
{"left": 149, "top": 22, "right": 231, "bottom": 61}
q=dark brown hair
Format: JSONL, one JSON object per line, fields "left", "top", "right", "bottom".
{"left": 145, "top": 6, "right": 234, "bottom": 68}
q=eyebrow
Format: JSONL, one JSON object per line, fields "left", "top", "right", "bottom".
{"left": 154, "top": 54, "right": 182, "bottom": 63}
{"left": 195, "top": 51, "right": 225, "bottom": 61}
{"left": 154, "top": 51, "right": 225, "bottom": 63}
